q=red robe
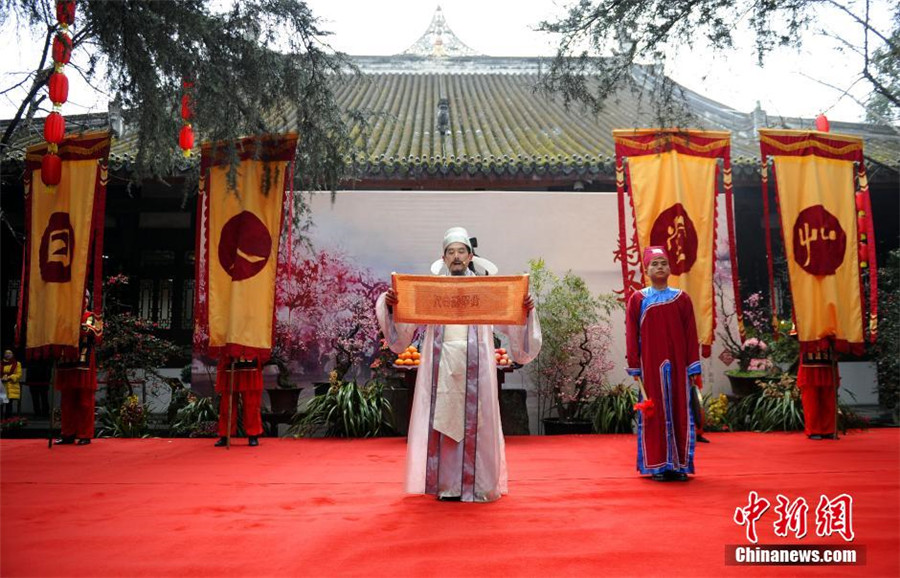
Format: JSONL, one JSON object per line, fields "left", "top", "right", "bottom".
{"left": 797, "top": 351, "right": 838, "bottom": 437}
{"left": 215, "top": 357, "right": 264, "bottom": 437}
{"left": 626, "top": 287, "right": 700, "bottom": 475}
{"left": 55, "top": 310, "right": 101, "bottom": 439}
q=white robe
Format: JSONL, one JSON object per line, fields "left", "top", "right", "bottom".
{"left": 376, "top": 286, "right": 541, "bottom": 502}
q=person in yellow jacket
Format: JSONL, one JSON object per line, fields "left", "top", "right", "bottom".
{"left": 2, "top": 349, "right": 23, "bottom": 418}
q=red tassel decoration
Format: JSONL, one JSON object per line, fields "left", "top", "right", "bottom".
{"left": 634, "top": 399, "right": 655, "bottom": 418}
{"left": 815, "top": 114, "right": 830, "bottom": 132}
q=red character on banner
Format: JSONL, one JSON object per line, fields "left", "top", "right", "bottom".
{"left": 734, "top": 491, "right": 771, "bottom": 544}
{"left": 815, "top": 494, "right": 855, "bottom": 541}
{"left": 773, "top": 495, "right": 809, "bottom": 539}
{"left": 38, "top": 212, "right": 75, "bottom": 282}
{"left": 649, "top": 203, "right": 698, "bottom": 275}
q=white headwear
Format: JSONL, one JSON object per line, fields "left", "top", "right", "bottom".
{"left": 431, "top": 226, "right": 499, "bottom": 276}
{"left": 442, "top": 226, "right": 472, "bottom": 251}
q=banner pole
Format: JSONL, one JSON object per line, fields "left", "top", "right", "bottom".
{"left": 831, "top": 345, "right": 840, "bottom": 441}
{"left": 47, "top": 360, "right": 57, "bottom": 450}
{"left": 226, "top": 359, "right": 235, "bottom": 450}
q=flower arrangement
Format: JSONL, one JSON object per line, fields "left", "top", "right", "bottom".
{"left": 97, "top": 394, "right": 150, "bottom": 438}
{"left": 716, "top": 285, "right": 780, "bottom": 376}
{"left": 703, "top": 393, "right": 731, "bottom": 432}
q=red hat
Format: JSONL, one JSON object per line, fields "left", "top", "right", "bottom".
{"left": 643, "top": 246, "right": 669, "bottom": 268}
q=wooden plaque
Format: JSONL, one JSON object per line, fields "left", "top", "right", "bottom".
{"left": 391, "top": 274, "right": 529, "bottom": 325}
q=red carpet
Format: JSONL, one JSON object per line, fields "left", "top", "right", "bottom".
{"left": 2, "top": 430, "right": 898, "bottom": 578}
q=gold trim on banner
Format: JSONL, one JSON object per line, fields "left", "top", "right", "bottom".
{"left": 758, "top": 133, "right": 862, "bottom": 156}
{"left": 25, "top": 133, "right": 112, "bottom": 161}
{"left": 613, "top": 133, "right": 731, "bottom": 154}
{"left": 99, "top": 163, "right": 109, "bottom": 186}
{"left": 723, "top": 167, "right": 733, "bottom": 186}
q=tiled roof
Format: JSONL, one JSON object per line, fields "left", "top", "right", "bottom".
{"left": 3, "top": 57, "right": 898, "bottom": 187}
{"left": 335, "top": 61, "right": 899, "bottom": 185}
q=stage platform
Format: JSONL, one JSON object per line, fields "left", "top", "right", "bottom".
{"left": 2, "top": 430, "right": 898, "bottom": 577}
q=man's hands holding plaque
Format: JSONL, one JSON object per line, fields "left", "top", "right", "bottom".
{"left": 386, "top": 288, "right": 533, "bottom": 313}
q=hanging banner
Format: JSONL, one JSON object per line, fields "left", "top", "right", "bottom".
{"left": 613, "top": 129, "right": 737, "bottom": 356}
{"left": 758, "top": 129, "right": 876, "bottom": 354}
{"left": 194, "top": 133, "right": 298, "bottom": 361}
{"left": 20, "top": 131, "right": 110, "bottom": 360}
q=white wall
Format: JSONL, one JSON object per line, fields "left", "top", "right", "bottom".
{"left": 304, "top": 189, "right": 742, "bottom": 431}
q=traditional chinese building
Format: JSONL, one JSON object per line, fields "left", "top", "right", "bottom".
{"left": 2, "top": 6, "right": 898, "bottom": 362}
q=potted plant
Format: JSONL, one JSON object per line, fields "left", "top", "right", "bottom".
{"left": 287, "top": 371, "right": 393, "bottom": 438}
{"left": 729, "top": 374, "right": 805, "bottom": 432}
{"left": 263, "top": 351, "right": 303, "bottom": 415}
{"left": 588, "top": 383, "right": 637, "bottom": 434}
{"left": 529, "top": 259, "right": 619, "bottom": 434}
{"left": 716, "top": 285, "right": 777, "bottom": 397}
{"left": 170, "top": 392, "right": 219, "bottom": 437}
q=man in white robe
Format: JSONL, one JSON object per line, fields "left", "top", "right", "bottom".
{"left": 376, "top": 227, "right": 541, "bottom": 502}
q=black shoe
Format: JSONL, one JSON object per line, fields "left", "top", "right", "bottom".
{"left": 437, "top": 495, "right": 462, "bottom": 501}
{"left": 248, "top": 437, "right": 259, "bottom": 447}
{"left": 809, "top": 434, "right": 824, "bottom": 440}
{"left": 76, "top": 438, "right": 92, "bottom": 445}
{"left": 54, "top": 436, "right": 75, "bottom": 445}
{"left": 696, "top": 434, "right": 711, "bottom": 443}
{"left": 651, "top": 473, "right": 667, "bottom": 482}
{"left": 674, "top": 472, "right": 689, "bottom": 481}
{"left": 214, "top": 437, "right": 228, "bottom": 447}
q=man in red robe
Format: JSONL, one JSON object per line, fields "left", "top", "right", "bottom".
{"left": 214, "top": 356, "right": 264, "bottom": 447}
{"left": 626, "top": 247, "right": 701, "bottom": 481}
{"left": 55, "top": 294, "right": 102, "bottom": 445}
{"left": 797, "top": 349, "right": 838, "bottom": 440}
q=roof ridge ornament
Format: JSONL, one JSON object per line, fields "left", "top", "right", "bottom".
{"left": 401, "top": 5, "right": 481, "bottom": 58}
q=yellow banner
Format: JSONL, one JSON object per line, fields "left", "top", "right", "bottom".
{"left": 628, "top": 151, "right": 717, "bottom": 346}
{"left": 207, "top": 160, "right": 285, "bottom": 351}
{"left": 772, "top": 156, "right": 862, "bottom": 345}
{"left": 26, "top": 160, "right": 99, "bottom": 352}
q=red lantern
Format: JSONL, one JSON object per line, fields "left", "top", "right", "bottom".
{"left": 52, "top": 32, "right": 73, "bottom": 65}
{"left": 56, "top": 0, "right": 76, "bottom": 26}
{"left": 179, "top": 124, "right": 194, "bottom": 155}
{"left": 44, "top": 112, "right": 66, "bottom": 144}
{"left": 815, "top": 114, "right": 830, "bottom": 132}
{"left": 41, "top": 153, "right": 62, "bottom": 187}
{"left": 181, "top": 94, "right": 193, "bottom": 121}
{"left": 48, "top": 72, "right": 69, "bottom": 106}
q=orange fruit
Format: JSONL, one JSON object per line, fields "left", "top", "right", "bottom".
{"left": 413, "top": 359, "right": 420, "bottom": 365}
{"left": 412, "top": 352, "right": 421, "bottom": 360}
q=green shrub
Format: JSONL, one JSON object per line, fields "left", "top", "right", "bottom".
{"left": 289, "top": 379, "right": 392, "bottom": 438}
{"left": 589, "top": 383, "right": 637, "bottom": 433}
